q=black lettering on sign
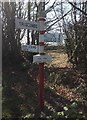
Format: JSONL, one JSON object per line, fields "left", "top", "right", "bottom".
{"left": 43, "top": 58, "right": 47, "bottom": 60}
{"left": 31, "top": 24, "right": 37, "bottom": 29}
{"left": 19, "top": 22, "right": 37, "bottom": 29}
{"left": 19, "top": 22, "right": 23, "bottom": 26}
{"left": 33, "top": 46, "right": 36, "bottom": 49}
{"left": 38, "top": 58, "right": 41, "bottom": 60}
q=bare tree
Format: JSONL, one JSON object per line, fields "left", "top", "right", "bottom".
{"left": 2, "top": 2, "right": 27, "bottom": 64}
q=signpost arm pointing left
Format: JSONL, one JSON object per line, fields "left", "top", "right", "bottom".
{"left": 15, "top": 18, "right": 38, "bottom": 31}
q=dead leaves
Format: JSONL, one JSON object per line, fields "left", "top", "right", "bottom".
{"left": 55, "top": 85, "right": 82, "bottom": 102}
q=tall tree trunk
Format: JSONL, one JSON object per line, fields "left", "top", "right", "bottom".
{"left": 27, "top": 1, "right": 30, "bottom": 45}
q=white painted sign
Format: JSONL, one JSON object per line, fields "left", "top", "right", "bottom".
{"left": 21, "top": 44, "right": 39, "bottom": 53}
{"left": 33, "top": 54, "right": 51, "bottom": 63}
{"left": 15, "top": 18, "right": 38, "bottom": 31}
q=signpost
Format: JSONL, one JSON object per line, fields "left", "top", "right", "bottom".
{"left": 15, "top": 18, "right": 45, "bottom": 31}
{"left": 21, "top": 44, "right": 39, "bottom": 53}
{"left": 15, "top": 18, "right": 38, "bottom": 31}
{"left": 15, "top": 1, "right": 51, "bottom": 110}
{"left": 33, "top": 54, "right": 51, "bottom": 63}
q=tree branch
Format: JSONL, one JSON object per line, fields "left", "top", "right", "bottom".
{"left": 68, "top": 1, "right": 87, "bottom": 16}
{"left": 46, "top": 9, "right": 72, "bottom": 31}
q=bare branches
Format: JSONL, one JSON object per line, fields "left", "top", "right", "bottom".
{"left": 45, "top": 0, "right": 56, "bottom": 14}
{"left": 68, "top": 1, "right": 87, "bottom": 16}
{"left": 46, "top": 9, "right": 72, "bottom": 31}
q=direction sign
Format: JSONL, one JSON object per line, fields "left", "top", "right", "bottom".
{"left": 21, "top": 44, "right": 39, "bottom": 53}
{"left": 33, "top": 54, "right": 51, "bottom": 63}
{"left": 15, "top": 18, "right": 38, "bottom": 31}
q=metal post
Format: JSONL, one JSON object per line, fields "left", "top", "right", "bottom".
{"left": 39, "top": 63, "right": 44, "bottom": 108}
{"left": 38, "top": 1, "right": 45, "bottom": 109}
